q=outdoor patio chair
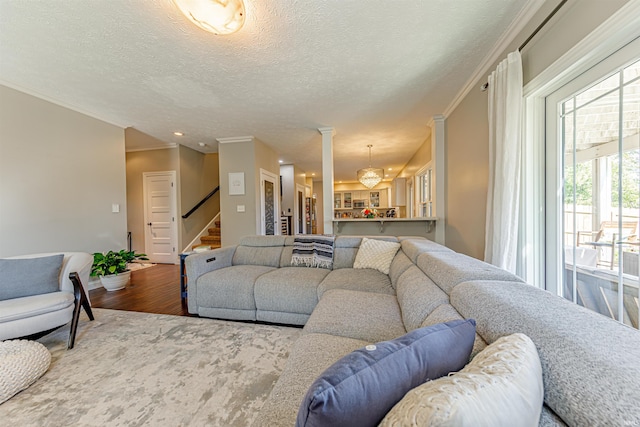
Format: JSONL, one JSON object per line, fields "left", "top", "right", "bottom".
{"left": 577, "top": 221, "right": 638, "bottom": 269}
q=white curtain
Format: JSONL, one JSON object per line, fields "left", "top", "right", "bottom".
{"left": 484, "top": 50, "right": 523, "bottom": 273}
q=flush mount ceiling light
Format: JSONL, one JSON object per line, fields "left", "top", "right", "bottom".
{"left": 357, "top": 145, "right": 384, "bottom": 189}
{"left": 173, "top": 0, "right": 245, "bottom": 35}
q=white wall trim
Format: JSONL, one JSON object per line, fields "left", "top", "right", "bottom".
{"left": 523, "top": 1, "right": 640, "bottom": 97}
{"left": 126, "top": 144, "right": 177, "bottom": 153}
{"left": 181, "top": 212, "right": 221, "bottom": 253}
{"left": 0, "top": 79, "right": 130, "bottom": 129}
{"left": 442, "top": 0, "right": 546, "bottom": 118}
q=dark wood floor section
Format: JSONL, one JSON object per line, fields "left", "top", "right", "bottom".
{"left": 89, "top": 264, "right": 190, "bottom": 316}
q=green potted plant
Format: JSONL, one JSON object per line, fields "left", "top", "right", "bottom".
{"left": 91, "top": 250, "right": 148, "bottom": 291}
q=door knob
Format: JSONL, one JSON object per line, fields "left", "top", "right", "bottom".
{"left": 147, "top": 222, "right": 152, "bottom": 226}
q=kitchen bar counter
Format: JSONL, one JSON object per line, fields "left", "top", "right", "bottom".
{"left": 333, "top": 217, "right": 437, "bottom": 234}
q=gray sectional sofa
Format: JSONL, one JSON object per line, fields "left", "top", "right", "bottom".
{"left": 186, "top": 235, "right": 640, "bottom": 426}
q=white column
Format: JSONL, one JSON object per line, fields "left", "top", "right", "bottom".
{"left": 318, "top": 127, "right": 335, "bottom": 234}
{"left": 431, "top": 115, "right": 446, "bottom": 244}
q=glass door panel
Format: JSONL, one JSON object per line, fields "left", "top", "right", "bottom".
{"left": 559, "top": 58, "right": 639, "bottom": 328}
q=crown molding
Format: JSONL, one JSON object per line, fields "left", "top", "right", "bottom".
{"left": 442, "top": 0, "right": 546, "bottom": 118}
{"left": 0, "top": 79, "right": 129, "bottom": 129}
{"left": 317, "top": 127, "right": 335, "bottom": 136}
{"left": 523, "top": 0, "right": 640, "bottom": 97}
{"left": 216, "top": 136, "right": 255, "bottom": 144}
{"left": 126, "top": 143, "right": 178, "bottom": 153}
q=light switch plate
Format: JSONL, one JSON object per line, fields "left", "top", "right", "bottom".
{"left": 112, "top": 203, "right": 120, "bottom": 213}
{"left": 237, "top": 205, "right": 245, "bottom": 212}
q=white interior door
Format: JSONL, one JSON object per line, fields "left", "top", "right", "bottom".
{"left": 143, "top": 171, "right": 178, "bottom": 264}
{"left": 260, "top": 169, "right": 279, "bottom": 235}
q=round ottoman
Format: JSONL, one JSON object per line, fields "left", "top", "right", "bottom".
{"left": 0, "top": 340, "right": 51, "bottom": 404}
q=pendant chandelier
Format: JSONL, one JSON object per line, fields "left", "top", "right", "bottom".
{"left": 173, "top": 0, "right": 245, "bottom": 35}
{"left": 357, "top": 145, "right": 384, "bottom": 189}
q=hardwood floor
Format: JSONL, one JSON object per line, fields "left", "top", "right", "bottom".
{"left": 89, "top": 264, "right": 190, "bottom": 316}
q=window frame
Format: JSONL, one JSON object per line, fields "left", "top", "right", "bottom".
{"left": 519, "top": 4, "right": 640, "bottom": 289}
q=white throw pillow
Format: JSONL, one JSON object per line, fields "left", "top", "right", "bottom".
{"left": 380, "top": 333, "right": 544, "bottom": 427}
{"left": 353, "top": 238, "right": 401, "bottom": 275}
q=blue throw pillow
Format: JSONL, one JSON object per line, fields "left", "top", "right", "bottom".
{"left": 0, "top": 254, "right": 64, "bottom": 301}
{"left": 296, "top": 319, "right": 477, "bottom": 427}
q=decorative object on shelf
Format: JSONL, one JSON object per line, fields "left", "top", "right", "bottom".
{"left": 361, "top": 208, "right": 378, "bottom": 219}
{"left": 91, "top": 250, "right": 148, "bottom": 291}
{"left": 173, "top": 0, "right": 245, "bottom": 35}
{"left": 357, "top": 145, "right": 384, "bottom": 189}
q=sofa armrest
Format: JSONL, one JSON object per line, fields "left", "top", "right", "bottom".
{"left": 186, "top": 246, "right": 237, "bottom": 313}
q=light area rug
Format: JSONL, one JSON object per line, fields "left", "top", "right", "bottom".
{"left": 0, "top": 309, "right": 301, "bottom": 426}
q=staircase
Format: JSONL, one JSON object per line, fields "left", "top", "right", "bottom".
{"left": 193, "top": 220, "right": 221, "bottom": 250}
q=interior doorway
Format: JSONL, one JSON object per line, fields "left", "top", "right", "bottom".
{"left": 295, "top": 184, "right": 306, "bottom": 234}
{"left": 143, "top": 171, "right": 178, "bottom": 264}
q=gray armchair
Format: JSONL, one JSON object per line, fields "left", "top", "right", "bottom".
{"left": 0, "top": 252, "right": 94, "bottom": 349}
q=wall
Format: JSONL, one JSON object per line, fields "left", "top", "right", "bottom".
{"left": 395, "top": 135, "right": 432, "bottom": 218}
{"left": 179, "top": 146, "right": 220, "bottom": 250}
{"left": 125, "top": 142, "right": 179, "bottom": 253}
{"left": 280, "top": 165, "right": 295, "bottom": 218}
{"left": 219, "top": 138, "right": 279, "bottom": 246}
{"left": 125, "top": 130, "right": 220, "bottom": 255}
{"left": 0, "top": 85, "right": 128, "bottom": 256}
{"left": 444, "top": 0, "right": 629, "bottom": 260}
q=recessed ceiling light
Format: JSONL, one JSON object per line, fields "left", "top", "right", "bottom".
{"left": 312, "top": 173, "right": 316, "bottom": 176}
{"left": 388, "top": 168, "right": 393, "bottom": 171}
{"left": 385, "top": 174, "right": 389, "bottom": 177}
{"left": 279, "top": 160, "right": 283, "bottom": 163}
{"left": 198, "top": 142, "right": 207, "bottom": 147}
{"left": 174, "top": 132, "right": 184, "bottom": 136}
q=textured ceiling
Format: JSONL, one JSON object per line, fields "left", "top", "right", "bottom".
{"left": 0, "top": 0, "right": 530, "bottom": 182}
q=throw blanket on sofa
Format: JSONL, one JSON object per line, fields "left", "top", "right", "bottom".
{"left": 291, "top": 235, "right": 335, "bottom": 269}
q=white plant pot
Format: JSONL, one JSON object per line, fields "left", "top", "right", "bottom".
{"left": 99, "top": 271, "right": 131, "bottom": 291}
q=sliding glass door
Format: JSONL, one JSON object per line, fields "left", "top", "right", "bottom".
{"left": 546, "top": 49, "right": 639, "bottom": 328}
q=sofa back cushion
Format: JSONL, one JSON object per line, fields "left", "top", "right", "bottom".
{"left": 388, "top": 251, "right": 414, "bottom": 289}
{"left": 416, "top": 251, "right": 521, "bottom": 295}
{"left": 401, "top": 238, "right": 453, "bottom": 263}
{"left": 421, "top": 303, "right": 487, "bottom": 359}
{"left": 450, "top": 280, "right": 640, "bottom": 426}
{"left": 233, "top": 236, "right": 287, "bottom": 267}
{"left": 396, "top": 266, "right": 449, "bottom": 331}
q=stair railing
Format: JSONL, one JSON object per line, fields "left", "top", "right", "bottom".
{"left": 182, "top": 186, "right": 220, "bottom": 219}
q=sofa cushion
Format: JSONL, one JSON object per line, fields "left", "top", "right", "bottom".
{"left": 353, "top": 237, "right": 400, "bottom": 275}
{"left": 450, "top": 280, "right": 640, "bottom": 426}
{"left": 416, "top": 251, "right": 521, "bottom": 294}
{"left": 0, "top": 254, "right": 64, "bottom": 300}
{"left": 381, "top": 333, "right": 544, "bottom": 427}
{"left": 196, "top": 265, "right": 275, "bottom": 310}
{"left": 296, "top": 319, "right": 477, "bottom": 427}
{"left": 317, "top": 268, "right": 394, "bottom": 298}
{"left": 396, "top": 266, "right": 449, "bottom": 331}
{"left": 233, "top": 246, "right": 283, "bottom": 268}
{"left": 304, "top": 289, "right": 406, "bottom": 343}
{"left": 421, "top": 303, "right": 487, "bottom": 359}
{"left": 255, "top": 267, "right": 330, "bottom": 315}
{"left": 0, "top": 291, "right": 74, "bottom": 323}
{"left": 254, "top": 333, "right": 370, "bottom": 427}
{"left": 401, "top": 238, "right": 453, "bottom": 263}
{"left": 388, "top": 251, "right": 414, "bottom": 289}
